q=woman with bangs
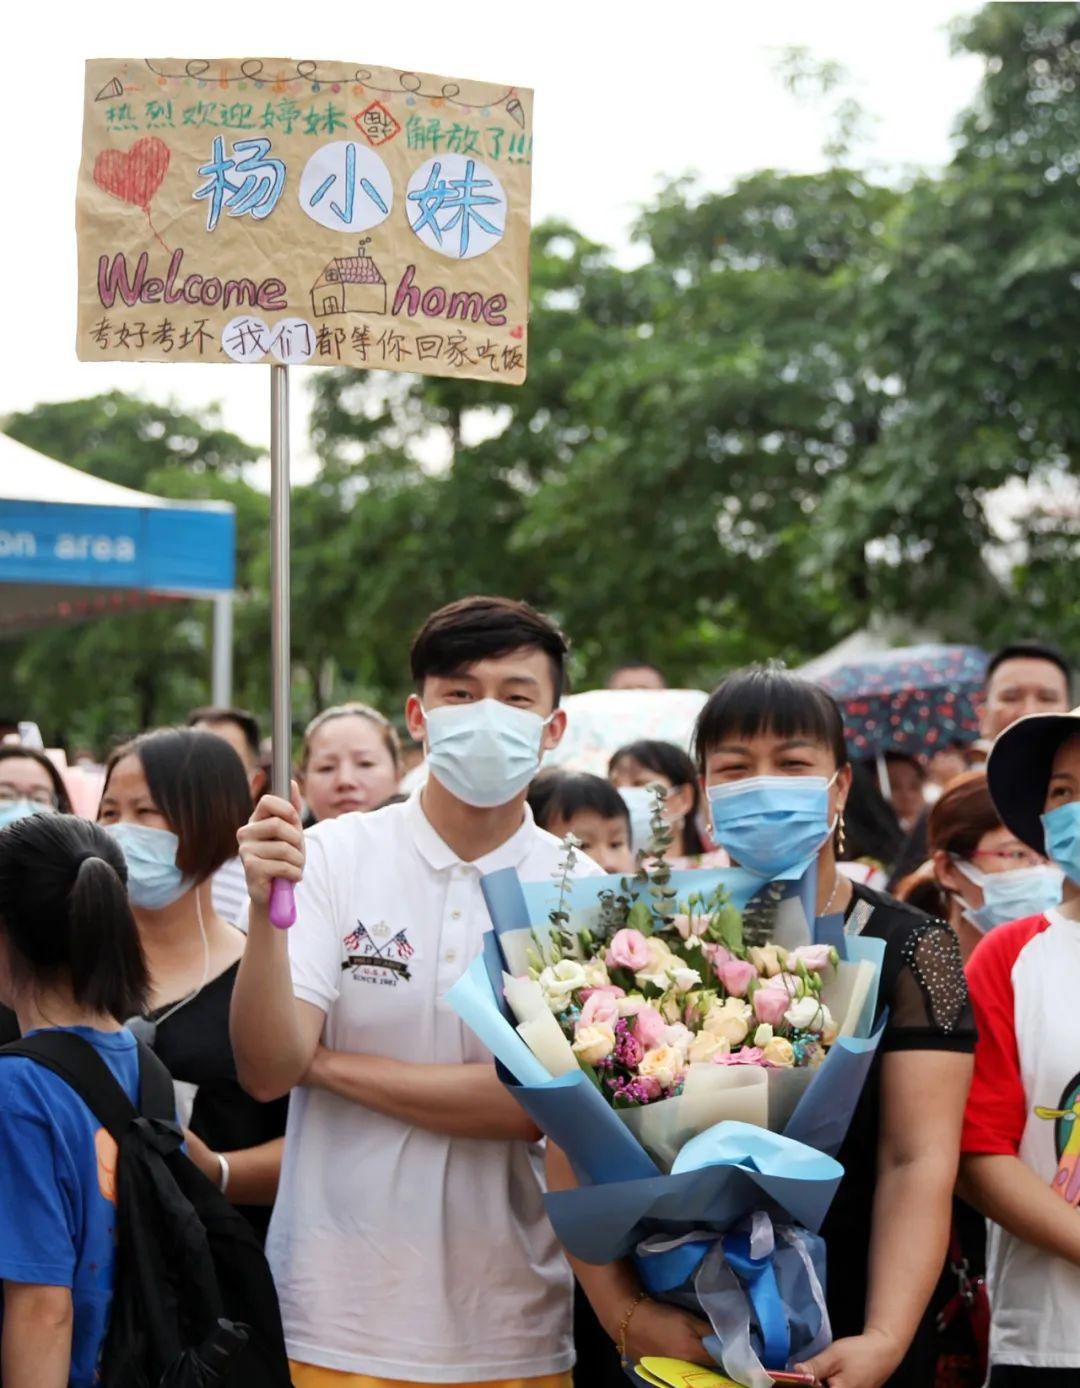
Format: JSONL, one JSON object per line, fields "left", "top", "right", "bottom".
{"left": 696, "top": 665, "right": 976, "bottom": 1387}
{"left": 551, "top": 665, "right": 976, "bottom": 1386}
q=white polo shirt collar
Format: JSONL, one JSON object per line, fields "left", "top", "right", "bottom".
{"left": 404, "top": 790, "right": 542, "bottom": 875}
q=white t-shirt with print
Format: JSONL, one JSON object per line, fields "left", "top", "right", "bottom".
{"left": 963, "top": 907, "right": 1080, "bottom": 1369}
{"left": 266, "top": 794, "right": 598, "bottom": 1382}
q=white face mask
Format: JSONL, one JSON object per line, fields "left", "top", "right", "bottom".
{"left": 422, "top": 699, "right": 552, "bottom": 808}
{"left": 952, "top": 858, "right": 1064, "bottom": 933}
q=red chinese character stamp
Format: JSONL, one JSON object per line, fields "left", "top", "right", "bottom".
{"left": 355, "top": 100, "right": 401, "bottom": 147}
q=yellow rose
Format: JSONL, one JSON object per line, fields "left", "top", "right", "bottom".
{"left": 762, "top": 1036, "right": 796, "bottom": 1068}
{"left": 582, "top": 959, "right": 611, "bottom": 990}
{"left": 688, "top": 1032, "right": 730, "bottom": 1064}
{"left": 748, "top": 944, "right": 787, "bottom": 977}
{"left": 572, "top": 1022, "right": 616, "bottom": 1066}
{"left": 638, "top": 1044, "right": 685, "bottom": 1090}
{"left": 703, "top": 998, "right": 752, "bottom": 1046}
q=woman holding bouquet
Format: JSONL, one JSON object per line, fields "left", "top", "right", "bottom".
{"left": 559, "top": 665, "right": 975, "bottom": 1387}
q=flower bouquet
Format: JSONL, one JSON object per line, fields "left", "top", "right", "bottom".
{"left": 448, "top": 795, "right": 886, "bottom": 1388}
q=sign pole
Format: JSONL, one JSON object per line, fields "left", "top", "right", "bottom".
{"left": 269, "top": 362, "right": 297, "bottom": 928}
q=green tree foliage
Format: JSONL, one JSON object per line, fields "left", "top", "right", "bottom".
{"left": 2, "top": 2, "right": 1076, "bottom": 747}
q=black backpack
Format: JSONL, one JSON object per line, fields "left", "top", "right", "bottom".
{"left": 0, "top": 1031, "right": 292, "bottom": 1388}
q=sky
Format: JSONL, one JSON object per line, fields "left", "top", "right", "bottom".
{"left": 0, "top": 1, "right": 984, "bottom": 478}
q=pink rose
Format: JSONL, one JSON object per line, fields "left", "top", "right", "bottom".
{"left": 752, "top": 986, "right": 791, "bottom": 1028}
{"left": 636, "top": 1075, "right": 663, "bottom": 1101}
{"left": 579, "top": 992, "right": 621, "bottom": 1029}
{"left": 717, "top": 958, "right": 758, "bottom": 997}
{"left": 702, "top": 943, "right": 733, "bottom": 968}
{"left": 606, "top": 929, "right": 651, "bottom": 973}
{"left": 579, "top": 985, "right": 627, "bottom": 1004}
{"left": 787, "top": 945, "right": 834, "bottom": 974}
{"left": 617, "top": 1033, "right": 645, "bottom": 1067}
{"left": 634, "top": 1005, "right": 668, "bottom": 1050}
{"left": 715, "top": 1046, "right": 767, "bottom": 1067}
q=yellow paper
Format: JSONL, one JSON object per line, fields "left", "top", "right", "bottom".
{"left": 77, "top": 59, "right": 533, "bottom": 383}
{"left": 637, "top": 1359, "right": 743, "bottom": 1388}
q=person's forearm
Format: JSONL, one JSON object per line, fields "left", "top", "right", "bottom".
{"left": 230, "top": 903, "right": 309, "bottom": 1101}
{"left": 863, "top": 1155, "right": 955, "bottom": 1360}
{"left": 220, "top": 1136, "right": 284, "bottom": 1205}
{"left": 959, "top": 1153, "right": 1080, "bottom": 1266}
{"left": 308, "top": 1049, "right": 541, "bottom": 1141}
{"left": 1, "top": 1284, "right": 73, "bottom": 1388}
{"left": 546, "top": 1142, "right": 639, "bottom": 1335}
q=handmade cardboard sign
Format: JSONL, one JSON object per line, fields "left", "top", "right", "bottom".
{"left": 77, "top": 59, "right": 533, "bottom": 383}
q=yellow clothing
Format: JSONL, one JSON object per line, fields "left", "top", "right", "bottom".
{"left": 289, "top": 1365, "right": 573, "bottom": 1388}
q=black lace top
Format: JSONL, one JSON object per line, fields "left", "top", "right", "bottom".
{"left": 821, "top": 883, "right": 976, "bottom": 1381}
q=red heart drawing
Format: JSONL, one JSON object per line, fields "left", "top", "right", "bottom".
{"left": 93, "top": 137, "right": 171, "bottom": 211}
{"left": 510, "top": 324, "right": 524, "bottom": 340}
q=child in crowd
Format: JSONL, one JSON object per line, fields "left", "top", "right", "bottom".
{"left": 529, "top": 771, "right": 636, "bottom": 875}
{"left": 0, "top": 815, "right": 150, "bottom": 1388}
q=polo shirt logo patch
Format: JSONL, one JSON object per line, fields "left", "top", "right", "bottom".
{"left": 342, "top": 918, "right": 416, "bottom": 986}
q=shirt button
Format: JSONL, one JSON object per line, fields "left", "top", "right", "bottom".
{"left": 450, "top": 909, "right": 463, "bottom": 921}
{"left": 445, "top": 949, "right": 458, "bottom": 962}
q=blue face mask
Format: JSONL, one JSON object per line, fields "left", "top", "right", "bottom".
{"left": 423, "top": 699, "right": 552, "bottom": 809}
{"left": 1043, "top": 800, "right": 1080, "bottom": 887}
{"left": 954, "top": 859, "right": 1064, "bottom": 933}
{"left": 0, "top": 800, "right": 53, "bottom": 831}
{"left": 105, "top": 822, "right": 194, "bottom": 910}
{"left": 618, "top": 786, "right": 655, "bottom": 855}
{"left": 707, "top": 775, "right": 836, "bottom": 880}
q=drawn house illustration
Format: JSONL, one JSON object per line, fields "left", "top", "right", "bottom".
{"left": 310, "top": 239, "right": 387, "bottom": 318}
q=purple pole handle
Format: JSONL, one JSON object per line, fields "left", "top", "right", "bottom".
{"left": 269, "top": 878, "right": 296, "bottom": 930}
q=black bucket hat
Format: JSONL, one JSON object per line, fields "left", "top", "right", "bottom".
{"left": 987, "top": 706, "right": 1080, "bottom": 855}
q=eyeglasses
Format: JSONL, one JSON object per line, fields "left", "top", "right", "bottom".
{"left": 969, "top": 846, "right": 1043, "bottom": 868}
{"left": 0, "top": 784, "right": 58, "bottom": 809}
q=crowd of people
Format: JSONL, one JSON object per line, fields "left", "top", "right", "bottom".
{"left": 0, "top": 595, "right": 1076, "bottom": 1388}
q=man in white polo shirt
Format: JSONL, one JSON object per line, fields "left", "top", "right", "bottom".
{"left": 231, "top": 596, "right": 598, "bottom": 1388}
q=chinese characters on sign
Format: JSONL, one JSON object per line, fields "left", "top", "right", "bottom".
{"left": 78, "top": 59, "right": 533, "bottom": 384}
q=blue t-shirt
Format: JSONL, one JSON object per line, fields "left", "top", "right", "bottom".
{"left": 0, "top": 1025, "right": 140, "bottom": 1388}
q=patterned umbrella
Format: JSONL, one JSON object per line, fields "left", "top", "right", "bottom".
{"left": 812, "top": 644, "right": 988, "bottom": 760}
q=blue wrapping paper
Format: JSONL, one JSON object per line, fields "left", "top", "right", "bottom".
{"left": 545, "top": 1126, "right": 843, "bottom": 1264}
{"left": 449, "top": 864, "right": 888, "bottom": 1286}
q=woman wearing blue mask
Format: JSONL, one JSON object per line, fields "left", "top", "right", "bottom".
{"left": 960, "top": 706, "right": 1080, "bottom": 1386}
{"left": 97, "top": 729, "right": 287, "bottom": 1240}
{"left": 0, "top": 746, "right": 72, "bottom": 827}
{"left": 896, "top": 771, "right": 1062, "bottom": 960}
{"left": 694, "top": 665, "right": 976, "bottom": 1388}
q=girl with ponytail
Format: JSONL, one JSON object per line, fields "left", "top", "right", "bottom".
{"left": 0, "top": 814, "right": 149, "bottom": 1388}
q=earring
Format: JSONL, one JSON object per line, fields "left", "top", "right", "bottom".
{"left": 837, "top": 812, "right": 847, "bottom": 855}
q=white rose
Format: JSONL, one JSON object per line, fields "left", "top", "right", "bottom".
{"left": 753, "top": 1023, "right": 774, "bottom": 1048}
{"left": 688, "top": 1032, "right": 731, "bottom": 1064}
{"left": 671, "top": 966, "right": 703, "bottom": 994}
{"left": 617, "top": 993, "right": 647, "bottom": 1018}
{"left": 704, "top": 998, "right": 753, "bottom": 1046}
{"left": 784, "top": 995, "right": 830, "bottom": 1034}
{"left": 571, "top": 1022, "right": 617, "bottom": 1066}
{"left": 638, "top": 1044, "right": 685, "bottom": 1090}
{"left": 582, "top": 959, "right": 611, "bottom": 990}
{"left": 663, "top": 1023, "right": 695, "bottom": 1057}
{"left": 538, "top": 959, "right": 588, "bottom": 1012}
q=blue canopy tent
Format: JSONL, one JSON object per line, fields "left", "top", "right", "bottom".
{"left": 0, "top": 432, "right": 236, "bottom": 703}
